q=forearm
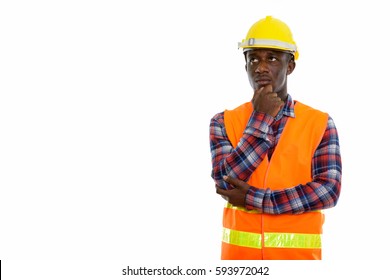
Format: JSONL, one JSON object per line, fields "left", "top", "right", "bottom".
{"left": 246, "top": 176, "right": 341, "bottom": 214}
{"left": 210, "top": 111, "right": 274, "bottom": 189}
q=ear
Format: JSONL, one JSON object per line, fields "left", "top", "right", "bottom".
{"left": 244, "top": 53, "right": 248, "bottom": 72}
{"left": 287, "top": 59, "right": 296, "bottom": 75}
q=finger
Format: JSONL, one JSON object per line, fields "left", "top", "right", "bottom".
{"left": 216, "top": 188, "right": 230, "bottom": 202}
{"left": 223, "top": 176, "right": 244, "bottom": 189}
{"left": 252, "top": 86, "right": 263, "bottom": 100}
{"left": 215, "top": 185, "right": 228, "bottom": 196}
{"left": 254, "top": 84, "right": 273, "bottom": 96}
{"left": 266, "top": 92, "right": 279, "bottom": 99}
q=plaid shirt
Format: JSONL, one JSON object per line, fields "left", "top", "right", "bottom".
{"left": 209, "top": 95, "right": 342, "bottom": 214}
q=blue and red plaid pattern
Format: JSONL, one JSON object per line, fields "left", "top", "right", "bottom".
{"left": 209, "top": 95, "right": 342, "bottom": 214}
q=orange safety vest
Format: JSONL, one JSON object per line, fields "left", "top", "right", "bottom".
{"left": 222, "top": 101, "right": 328, "bottom": 260}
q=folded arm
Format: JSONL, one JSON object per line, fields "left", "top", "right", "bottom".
{"left": 217, "top": 117, "right": 342, "bottom": 214}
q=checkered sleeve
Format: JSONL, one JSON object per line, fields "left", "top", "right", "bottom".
{"left": 209, "top": 110, "right": 274, "bottom": 190}
{"left": 245, "top": 116, "right": 342, "bottom": 214}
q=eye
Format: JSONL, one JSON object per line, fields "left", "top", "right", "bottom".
{"left": 249, "top": 57, "right": 259, "bottom": 65}
{"left": 268, "top": 56, "right": 277, "bottom": 62}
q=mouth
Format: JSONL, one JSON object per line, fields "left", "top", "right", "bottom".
{"left": 255, "top": 79, "right": 272, "bottom": 87}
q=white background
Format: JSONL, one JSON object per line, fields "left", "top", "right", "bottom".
{"left": 1, "top": 0, "right": 389, "bottom": 278}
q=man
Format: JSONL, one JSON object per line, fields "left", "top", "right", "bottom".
{"left": 209, "top": 16, "right": 342, "bottom": 260}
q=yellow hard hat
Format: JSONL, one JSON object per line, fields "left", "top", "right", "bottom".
{"left": 238, "top": 16, "right": 299, "bottom": 60}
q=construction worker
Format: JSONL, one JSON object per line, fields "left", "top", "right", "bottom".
{"left": 209, "top": 16, "right": 342, "bottom": 260}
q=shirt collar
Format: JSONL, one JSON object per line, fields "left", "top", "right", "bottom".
{"left": 274, "top": 94, "right": 295, "bottom": 121}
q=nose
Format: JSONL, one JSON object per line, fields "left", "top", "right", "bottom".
{"left": 255, "top": 60, "right": 269, "bottom": 73}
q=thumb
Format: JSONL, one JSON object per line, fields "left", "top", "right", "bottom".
{"left": 263, "top": 84, "right": 273, "bottom": 94}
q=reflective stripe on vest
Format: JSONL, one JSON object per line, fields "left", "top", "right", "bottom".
{"left": 225, "top": 202, "right": 259, "bottom": 213}
{"left": 222, "top": 228, "right": 262, "bottom": 249}
{"left": 222, "top": 227, "right": 321, "bottom": 249}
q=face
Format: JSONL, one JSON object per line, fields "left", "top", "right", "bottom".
{"left": 245, "top": 49, "right": 295, "bottom": 100}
